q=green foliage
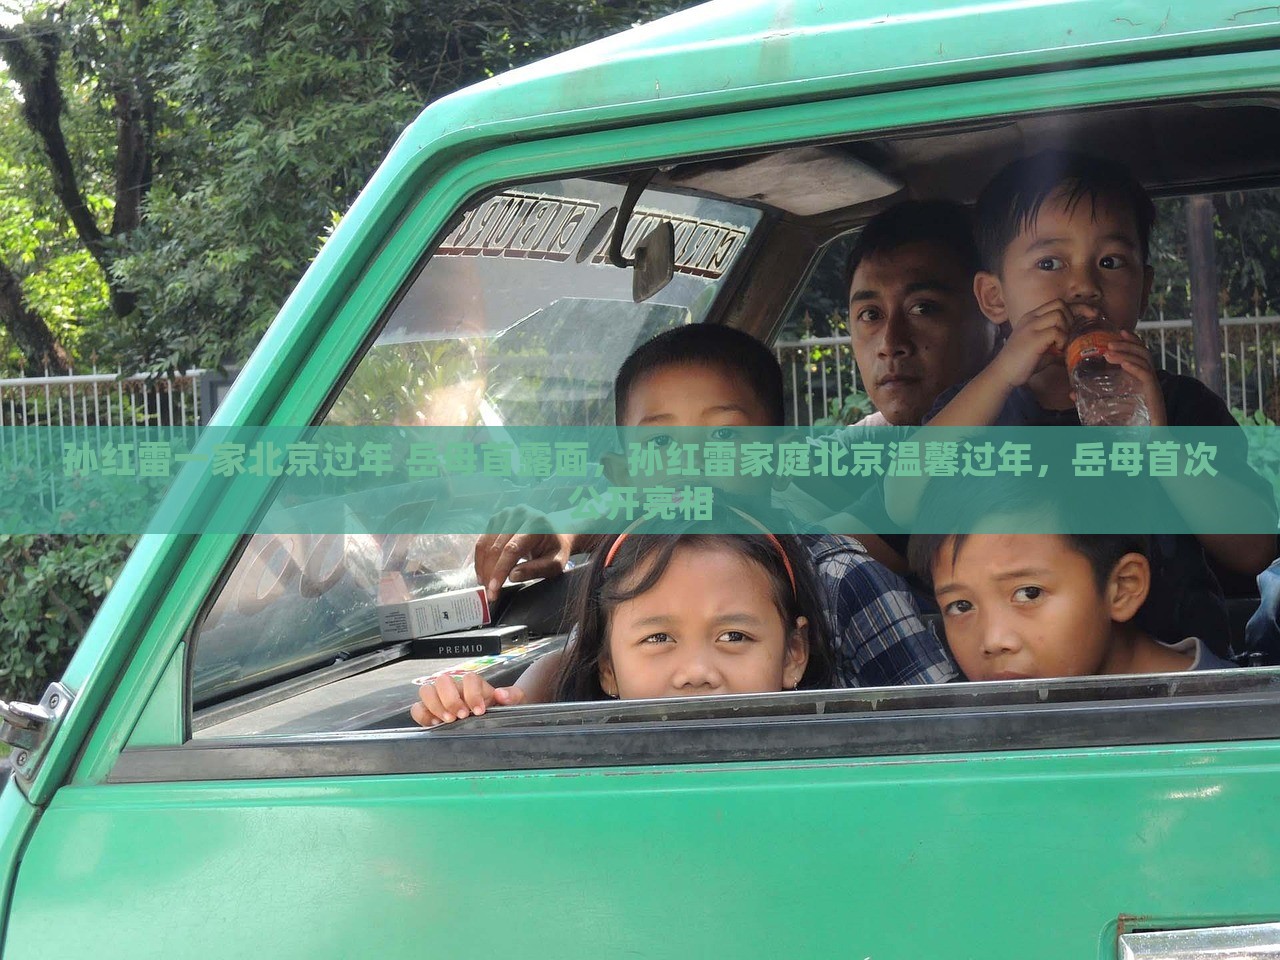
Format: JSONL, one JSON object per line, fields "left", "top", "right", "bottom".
{"left": 785, "top": 234, "right": 856, "bottom": 339}
{"left": 107, "top": 0, "right": 420, "bottom": 370}
{"left": 326, "top": 332, "right": 633, "bottom": 428}
{"left": 326, "top": 341, "right": 487, "bottom": 426}
{"left": 813, "top": 390, "right": 874, "bottom": 427}
{"left": 0, "top": 422, "right": 145, "bottom": 701}
{"left": 1233, "top": 407, "right": 1275, "bottom": 427}
{"left": 1231, "top": 406, "right": 1280, "bottom": 518}
{"left": 1150, "top": 193, "right": 1280, "bottom": 322}
{"left": 0, "top": 0, "right": 695, "bottom": 373}
{"left": 0, "top": 436, "right": 168, "bottom": 526}
{"left": 0, "top": 49, "right": 114, "bottom": 369}
{"left": 0, "top": 534, "right": 135, "bottom": 702}
{"left": 106, "top": 0, "right": 695, "bottom": 373}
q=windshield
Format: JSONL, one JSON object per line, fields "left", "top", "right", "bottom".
{"left": 190, "top": 177, "right": 763, "bottom": 707}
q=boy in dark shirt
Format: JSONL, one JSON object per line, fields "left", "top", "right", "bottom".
{"left": 922, "top": 150, "right": 1276, "bottom": 648}
{"left": 909, "top": 529, "right": 1234, "bottom": 680}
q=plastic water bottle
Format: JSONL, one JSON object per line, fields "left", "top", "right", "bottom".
{"left": 1067, "top": 315, "right": 1151, "bottom": 427}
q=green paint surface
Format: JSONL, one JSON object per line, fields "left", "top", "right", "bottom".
{"left": 7, "top": 742, "right": 1280, "bottom": 959}
{"left": 124, "top": 643, "right": 185, "bottom": 750}
{"left": 0, "top": 782, "right": 35, "bottom": 949}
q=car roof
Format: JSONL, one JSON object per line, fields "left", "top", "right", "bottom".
{"left": 401, "top": 0, "right": 1280, "bottom": 152}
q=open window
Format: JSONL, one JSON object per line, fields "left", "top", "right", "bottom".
{"left": 166, "top": 93, "right": 1280, "bottom": 774}
{"left": 189, "top": 176, "right": 767, "bottom": 734}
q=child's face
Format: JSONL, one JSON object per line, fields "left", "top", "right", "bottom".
{"left": 983, "top": 188, "right": 1154, "bottom": 333}
{"left": 599, "top": 543, "right": 808, "bottom": 699}
{"left": 618, "top": 362, "right": 774, "bottom": 496}
{"left": 931, "top": 534, "right": 1120, "bottom": 681}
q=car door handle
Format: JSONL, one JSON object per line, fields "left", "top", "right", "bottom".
{"left": 1120, "top": 921, "right": 1280, "bottom": 958}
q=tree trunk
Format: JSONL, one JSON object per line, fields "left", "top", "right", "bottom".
{"left": 0, "top": 21, "right": 147, "bottom": 320}
{"left": 0, "top": 257, "right": 70, "bottom": 374}
{"left": 1186, "top": 194, "right": 1224, "bottom": 397}
{"left": 0, "top": 28, "right": 107, "bottom": 264}
{"left": 110, "top": 84, "right": 152, "bottom": 239}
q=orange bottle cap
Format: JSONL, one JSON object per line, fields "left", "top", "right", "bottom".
{"left": 1066, "top": 330, "right": 1119, "bottom": 373}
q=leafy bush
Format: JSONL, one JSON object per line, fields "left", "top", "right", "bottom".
{"left": 814, "top": 391, "right": 874, "bottom": 427}
{"left": 0, "top": 535, "right": 135, "bottom": 703}
{"left": 1235, "top": 407, "right": 1277, "bottom": 428}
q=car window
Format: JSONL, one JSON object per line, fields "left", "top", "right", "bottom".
{"left": 330, "top": 177, "right": 760, "bottom": 429}
{"left": 189, "top": 177, "right": 763, "bottom": 711}
{"left": 185, "top": 95, "right": 1280, "bottom": 746}
{"left": 778, "top": 186, "right": 1280, "bottom": 428}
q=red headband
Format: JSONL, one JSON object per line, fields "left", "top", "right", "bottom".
{"left": 602, "top": 508, "right": 796, "bottom": 594}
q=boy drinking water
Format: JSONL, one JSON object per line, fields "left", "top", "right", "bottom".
{"left": 927, "top": 150, "right": 1166, "bottom": 429}
{"left": 919, "top": 150, "right": 1276, "bottom": 648}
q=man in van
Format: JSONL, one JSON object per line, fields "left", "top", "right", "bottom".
{"left": 480, "top": 201, "right": 997, "bottom": 576}
{"left": 844, "top": 199, "right": 996, "bottom": 427}
{"left": 791, "top": 200, "right": 997, "bottom": 569}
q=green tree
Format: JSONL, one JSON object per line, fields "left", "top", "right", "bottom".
{"left": 0, "top": 0, "right": 158, "bottom": 371}
{"left": 0, "top": 0, "right": 693, "bottom": 373}
{"left": 111, "top": 0, "right": 693, "bottom": 371}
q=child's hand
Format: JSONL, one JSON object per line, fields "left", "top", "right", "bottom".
{"left": 1104, "top": 331, "right": 1167, "bottom": 426}
{"left": 990, "top": 300, "right": 1072, "bottom": 388}
{"left": 411, "top": 673, "right": 526, "bottom": 727}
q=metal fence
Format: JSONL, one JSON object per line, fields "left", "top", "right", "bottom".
{"left": 776, "top": 315, "right": 1280, "bottom": 426}
{"left": 774, "top": 336, "right": 864, "bottom": 427}
{"left": 0, "top": 367, "right": 209, "bottom": 515}
{"left": 5, "top": 318, "right": 1279, "bottom": 432}
{"left": 0, "top": 367, "right": 208, "bottom": 429}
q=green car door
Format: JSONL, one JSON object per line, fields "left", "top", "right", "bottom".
{"left": 4, "top": 3, "right": 1280, "bottom": 958}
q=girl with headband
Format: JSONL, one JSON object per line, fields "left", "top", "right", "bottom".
{"left": 412, "top": 516, "right": 834, "bottom": 725}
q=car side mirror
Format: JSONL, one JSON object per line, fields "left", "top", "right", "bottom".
{"left": 631, "top": 220, "right": 675, "bottom": 302}
{"left": 606, "top": 170, "right": 675, "bottom": 302}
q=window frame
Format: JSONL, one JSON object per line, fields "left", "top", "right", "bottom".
{"left": 64, "top": 47, "right": 1280, "bottom": 790}
{"left": 114, "top": 669, "right": 1280, "bottom": 782}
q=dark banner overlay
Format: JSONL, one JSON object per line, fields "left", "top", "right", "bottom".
{"left": 5, "top": 425, "right": 1278, "bottom": 535}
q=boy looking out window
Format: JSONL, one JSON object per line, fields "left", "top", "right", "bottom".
{"left": 908, "top": 478, "right": 1236, "bottom": 679}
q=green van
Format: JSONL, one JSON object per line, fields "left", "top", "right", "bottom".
{"left": 4, "top": 1, "right": 1280, "bottom": 956}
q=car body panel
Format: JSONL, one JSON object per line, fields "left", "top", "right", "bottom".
{"left": 0, "top": 783, "right": 36, "bottom": 949}
{"left": 394, "top": 0, "right": 1280, "bottom": 138}
{"left": 5, "top": 1, "right": 1280, "bottom": 955}
{"left": 7, "top": 742, "right": 1280, "bottom": 959}
{"left": 54, "top": 47, "right": 1280, "bottom": 803}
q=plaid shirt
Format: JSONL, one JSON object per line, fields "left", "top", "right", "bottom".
{"left": 803, "top": 533, "right": 958, "bottom": 687}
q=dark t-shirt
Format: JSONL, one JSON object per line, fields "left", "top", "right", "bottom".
{"left": 926, "top": 369, "right": 1241, "bottom": 430}
{"left": 923, "top": 370, "right": 1276, "bottom": 653}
